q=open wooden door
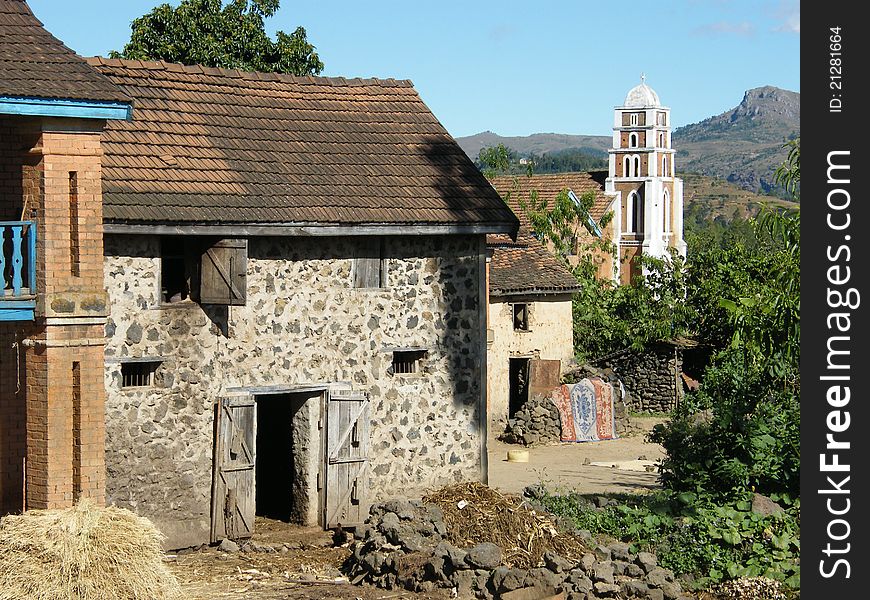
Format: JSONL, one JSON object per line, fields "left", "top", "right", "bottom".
{"left": 324, "top": 390, "right": 370, "bottom": 529}
{"left": 211, "top": 394, "right": 256, "bottom": 542}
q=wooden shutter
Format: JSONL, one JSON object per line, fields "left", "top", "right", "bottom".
{"left": 211, "top": 395, "right": 257, "bottom": 542}
{"left": 201, "top": 239, "right": 247, "bottom": 305}
{"left": 353, "top": 237, "right": 383, "bottom": 288}
{"left": 324, "top": 390, "right": 370, "bottom": 528}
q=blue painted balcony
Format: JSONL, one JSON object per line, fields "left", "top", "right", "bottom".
{"left": 0, "top": 221, "right": 36, "bottom": 321}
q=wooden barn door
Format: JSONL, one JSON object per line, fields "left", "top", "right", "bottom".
{"left": 324, "top": 390, "right": 370, "bottom": 529}
{"left": 211, "top": 395, "right": 257, "bottom": 542}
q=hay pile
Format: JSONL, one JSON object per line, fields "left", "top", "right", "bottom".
{"left": 423, "top": 482, "right": 587, "bottom": 569}
{"left": 0, "top": 500, "right": 181, "bottom": 600}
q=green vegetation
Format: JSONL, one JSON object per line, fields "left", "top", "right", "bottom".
{"left": 482, "top": 138, "right": 802, "bottom": 592}
{"left": 538, "top": 491, "right": 800, "bottom": 591}
{"left": 526, "top": 148, "right": 607, "bottom": 174}
{"left": 475, "top": 144, "right": 606, "bottom": 177}
{"left": 111, "top": 0, "right": 324, "bottom": 75}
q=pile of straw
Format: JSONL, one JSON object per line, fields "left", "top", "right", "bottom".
{"left": 0, "top": 500, "right": 181, "bottom": 600}
{"left": 424, "top": 482, "right": 587, "bottom": 569}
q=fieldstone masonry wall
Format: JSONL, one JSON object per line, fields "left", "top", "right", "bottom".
{"left": 500, "top": 393, "right": 561, "bottom": 446}
{"left": 103, "top": 233, "right": 485, "bottom": 549}
{"left": 591, "top": 345, "right": 682, "bottom": 414}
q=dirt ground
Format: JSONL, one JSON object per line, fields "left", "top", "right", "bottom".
{"left": 168, "top": 519, "right": 452, "bottom": 599}
{"left": 169, "top": 416, "right": 667, "bottom": 599}
{"left": 487, "top": 415, "right": 667, "bottom": 496}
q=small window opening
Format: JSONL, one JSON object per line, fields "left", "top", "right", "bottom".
{"left": 69, "top": 172, "right": 80, "bottom": 277}
{"left": 161, "top": 237, "right": 196, "bottom": 303}
{"left": 121, "top": 361, "right": 160, "bottom": 388}
{"left": 513, "top": 303, "right": 529, "bottom": 331}
{"left": 629, "top": 113, "right": 639, "bottom": 126}
{"left": 629, "top": 132, "right": 638, "bottom": 148}
{"left": 392, "top": 350, "right": 426, "bottom": 375}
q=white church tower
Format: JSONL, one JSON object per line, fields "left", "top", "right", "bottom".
{"left": 605, "top": 76, "right": 686, "bottom": 285}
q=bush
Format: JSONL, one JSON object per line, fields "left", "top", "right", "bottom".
{"left": 538, "top": 491, "right": 800, "bottom": 592}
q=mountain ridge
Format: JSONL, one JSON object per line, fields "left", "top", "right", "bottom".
{"left": 456, "top": 85, "right": 800, "bottom": 195}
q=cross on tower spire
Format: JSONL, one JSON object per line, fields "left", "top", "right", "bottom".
{"left": 641, "top": 72, "right": 646, "bottom": 84}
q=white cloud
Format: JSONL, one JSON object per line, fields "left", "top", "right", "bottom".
{"left": 772, "top": 1, "right": 800, "bottom": 34}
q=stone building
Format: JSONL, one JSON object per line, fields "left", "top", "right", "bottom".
{"left": 1, "top": 0, "right": 519, "bottom": 550}
{"left": 485, "top": 233, "right": 580, "bottom": 434}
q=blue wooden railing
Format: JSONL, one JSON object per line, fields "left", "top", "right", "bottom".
{"left": 1, "top": 221, "right": 36, "bottom": 320}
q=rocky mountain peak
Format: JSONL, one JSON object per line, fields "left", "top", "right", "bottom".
{"left": 731, "top": 86, "right": 800, "bottom": 122}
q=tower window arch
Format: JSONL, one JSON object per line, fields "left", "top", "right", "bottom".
{"left": 663, "top": 189, "right": 671, "bottom": 234}
{"left": 633, "top": 155, "right": 641, "bottom": 177}
{"left": 623, "top": 155, "right": 631, "bottom": 177}
{"left": 625, "top": 190, "right": 643, "bottom": 234}
{"left": 662, "top": 155, "right": 670, "bottom": 177}
{"left": 659, "top": 132, "right": 665, "bottom": 147}
{"left": 629, "top": 132, "right": 639, "bottom": 148}
{"left": 629, "top": 113, "right": 639, "bottom": 126}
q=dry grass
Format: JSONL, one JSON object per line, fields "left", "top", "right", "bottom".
{"left": 0, "top": 500, "right": 181, "bottom": 600}
{"left": 424, "top": 482, "right": 587, "bottom": 569}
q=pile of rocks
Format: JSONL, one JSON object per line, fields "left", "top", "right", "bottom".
{"left": 500, "top": 394, "right": 562, "bottom": 446}
{"left": 344, "top": 499, "right": 692, "bottom": 599}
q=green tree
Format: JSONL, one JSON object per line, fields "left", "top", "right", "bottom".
{"left": 650, "top": 140, "right": 801, "bottom": 500}
{"left": 110, "top": 0, "right": 324, "bottom": 76}
{"left": 476, "top": 144, "right": 516, "bottom": 178}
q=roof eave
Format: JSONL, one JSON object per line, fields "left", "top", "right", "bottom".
{"left": 103, "top": 221, "right": 519, "bottom": 237}
{"left": 0, "top": 96, "right": 132, "bottom": 120}
{"left": 490, "top": 287, "right": 582, "bottom": 297}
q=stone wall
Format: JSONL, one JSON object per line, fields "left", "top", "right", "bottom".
{"left": 486, "top": 295, "right": 574, "bottom": 435}
{"left": 103, "top": 233, "right": 486, "bottom": 549}
{"left": 499, "top": 393, "right": 561, "bottom": 447}
{"left": 591, "top": 344, "right": 682, "bottom": 413}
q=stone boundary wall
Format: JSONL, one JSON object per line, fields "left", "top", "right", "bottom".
{"left": 590, "top": 344, "right": 682, "bottom": 414}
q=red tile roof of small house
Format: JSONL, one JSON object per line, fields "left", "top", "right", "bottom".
{"left": 488, "top": 231, "right": 582, "bottom": 297}
{"left": 0, "top": 1, "right": 129, "bottom": 103}
{"left": 87, "top": 58, "right": 519, "bottom": 230}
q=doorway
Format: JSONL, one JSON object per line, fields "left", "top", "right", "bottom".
{"left": 254, "top": 392, "right": 322, "bottom": 525}
{"left": 508, "top": 357, "right": 531, "bottom": 417}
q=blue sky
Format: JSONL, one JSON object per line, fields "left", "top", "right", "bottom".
{"left": 29, "top": 0, "right": 799, "bottom": 138}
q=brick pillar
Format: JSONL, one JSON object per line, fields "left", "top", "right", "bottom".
{"left": 22, "top": 119, "right": 108, "bottom": 510}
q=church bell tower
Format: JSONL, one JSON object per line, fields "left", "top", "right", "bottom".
{"left": 605, "top": 76, "right": 686, "bottom": 285}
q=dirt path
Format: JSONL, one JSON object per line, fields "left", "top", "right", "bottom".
{"left": 170, "top": 417, "right": 668, "bottom": 598}
{"left": 487, "top": 416, "right": 667, "bottom": 496}
{"left": 167, "top": 519, "right": 452, "bottom": 599}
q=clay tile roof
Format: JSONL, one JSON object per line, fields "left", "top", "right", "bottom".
{"left": 489, "top": 171, "right": 614, "bottom": 228}
{"left": 89, "top": 58, "right": 517, "bottom": 228}
{"left": 489, "top": 229, "right": 582, "bottom": 296}
{"left": 0, "top": 1, "right": 129, "bottom": 103}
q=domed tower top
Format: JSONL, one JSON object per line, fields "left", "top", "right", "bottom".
{"left": 623, "top": 74, "right": 661, "bottom": 107}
